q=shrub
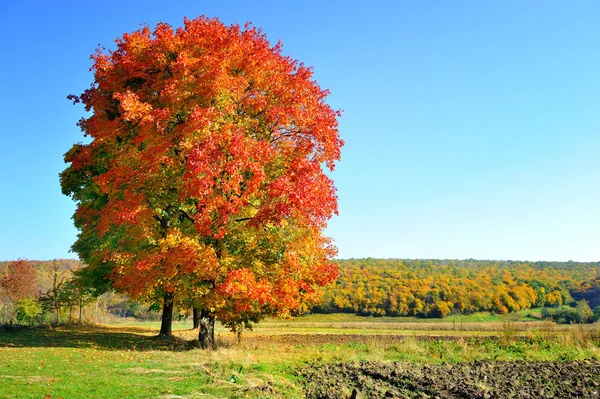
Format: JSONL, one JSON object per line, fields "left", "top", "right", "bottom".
{"left": 575, "top": 300, "right": 594, "bottom": 323}
{"left": 15, "top": 298, "right": 42, "bottom": 326}
{"left": 593, "top": 306, "right": 600, "bottom": 322}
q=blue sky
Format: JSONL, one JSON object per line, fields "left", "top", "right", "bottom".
{"left": 1, "top": 1, "right": 599, "bottom": 262}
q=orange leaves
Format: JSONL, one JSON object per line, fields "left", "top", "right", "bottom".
{"left": 95, "top": 194, "right": 152, "bottom": 236}
{"left": 112, "top": 91, "right": 153, "bottom": 124}
{"left": 64, "top": 144, "right": 92, "bottom": 171}
{"left": 184, "top": 126, "right": 273, "bottom": 238}
{"left": 81, "top": 15, "right": 342, "bottom": 238}
{"left": 271, "top": 158, "right": 338, "bottom": 228}
{"left": 313, "top": 260, "right": 340, "bottom": 287}
{"left": 1, "top": 259, "right": 37, "bottom": 301}
{"left": 217, "top": 268, "right": 273, "bottom": 309}
{"left": 62, "top": 16, "right": 342, "bottom": 328}
{"left": 208, "top": 223, "right": 338, "bottom": 321}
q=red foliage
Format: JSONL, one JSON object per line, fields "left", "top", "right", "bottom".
{"left": 61, "top": 17, "right": 342, "bottom": 325}
{"left": 1, "top": 259, "right": 37, "bottom": 301}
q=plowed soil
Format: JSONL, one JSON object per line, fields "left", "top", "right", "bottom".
{"left": 299, "top": 360, "right": 600, "bottom": 398}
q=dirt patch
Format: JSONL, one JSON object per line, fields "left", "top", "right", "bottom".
{"left": 26, "top": 375, "right": 56, "bottom": 384}
{"left": 299, "top": 360, "right": 600, "bottom": 398}
{"left": 0, "top": 375, "right": 56, "bottom": 384}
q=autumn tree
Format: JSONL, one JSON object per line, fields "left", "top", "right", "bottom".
{"left": 61, "top": 17, "right": 342, "bottom": 345}
{"left": 1, "top": 259, "right": 38, "bottom": 323}
{"left": 575, "top": 299, "right": 594, "bottom": 323}
{"left": 39, "top": 260, "right": 70, "bottom": 326}
{"left": 1, "top": 259, "right": 37, "bottom": 302}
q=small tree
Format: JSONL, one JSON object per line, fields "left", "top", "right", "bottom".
{"left": 1, "top": 259, "right": 37, "bottom": 302}
{"left": 39, "top": 260, "right": 68, "bottom": 326}
{"left": 57, "top": 274, "right": 98, "bottom": 325}
{"left": 1, "top": 259, "right": 38, "bottom": 324}
{"left": 0, "top": 284, "right": 9, "bottom": 324}
{"left": 540, "top": 307, "right": 553, "bottom": 320}
{"left": 575, "top": 299, "right": 594, "bottom": 323}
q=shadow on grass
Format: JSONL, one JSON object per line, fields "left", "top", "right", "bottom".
{"left": 0, "top": 325, "right": 200, "bottom": 352}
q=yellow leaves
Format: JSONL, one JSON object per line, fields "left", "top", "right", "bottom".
{"left": 545, "top": 290, "right": 563, "bottom": 306}
{"left": 158, "top": 228, "right": 219, "bottom": 278}
{"left": 159, "top": 228, "right": 189, "bottom": 250}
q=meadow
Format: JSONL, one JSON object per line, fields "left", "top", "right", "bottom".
{"left": 1, "top": 312, "right": 599, "bottom": 398}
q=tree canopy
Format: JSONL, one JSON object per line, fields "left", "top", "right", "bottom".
{"left": 61, "top": 16, "right": 343, "bottom": 343}
{"left": 1, "top": 259, "right": 37, "bottom": 302}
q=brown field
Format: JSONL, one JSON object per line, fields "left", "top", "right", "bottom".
{"left": 300, "top": 360, "right": 600, "bottom": 398}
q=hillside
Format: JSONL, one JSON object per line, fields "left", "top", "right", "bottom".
{"left": 314, "top": 258, "right": 600, "bottom": 317}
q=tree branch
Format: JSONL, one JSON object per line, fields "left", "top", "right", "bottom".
{"left": 179, "top": 209, "right": 195, "bottom": 223}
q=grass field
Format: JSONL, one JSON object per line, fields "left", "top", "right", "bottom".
{"left": 1, "top": 313, "right": 599, "bottom": 398}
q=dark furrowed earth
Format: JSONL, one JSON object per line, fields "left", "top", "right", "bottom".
{"left": 299, "top": 360, "right": 600, "bottom": 399}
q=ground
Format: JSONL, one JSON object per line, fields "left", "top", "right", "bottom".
{"left": 0, "top": 312, "right": 599, "bottom": 398}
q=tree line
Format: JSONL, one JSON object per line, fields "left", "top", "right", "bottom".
{"left": 0, "top": 259, "right": 185, "bottom": 327}
{"left": 3, "top": 258, "right": 600, "bottom": 327}
{"left": 0, "top": 259, "right": 94, "bottom": 327}
{"left": 313, "top": 258, "right": 600, "bottom": 318}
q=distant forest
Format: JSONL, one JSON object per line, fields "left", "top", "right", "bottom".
{"left": 3, "top": 258, "right": 600, "bottom": 319}
{"left": 0, "top": 259, "right": 81, "bottom": 295}
{"left": 314, "top": 259, "right": 600, "bottom": 317}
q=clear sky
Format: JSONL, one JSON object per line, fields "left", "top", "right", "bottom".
{"left": 1, "top": 1, "right": 599, "bottom": 262}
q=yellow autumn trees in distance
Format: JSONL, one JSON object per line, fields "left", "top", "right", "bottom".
{"left": 314, "top": 258, "right": 600, "bottom": 318}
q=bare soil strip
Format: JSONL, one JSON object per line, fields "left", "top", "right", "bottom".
{"left": 299, "top": 360, "right": 600, "bottom": 398}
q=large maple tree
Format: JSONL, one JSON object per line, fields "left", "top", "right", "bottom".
{"left": 61, "top": 17, "right": 342, "bottom": 345}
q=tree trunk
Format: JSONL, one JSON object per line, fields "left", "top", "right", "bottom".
{"left": 198, "top": 309, "right": 215, "bottom": 349}
{"left": 198, "top": 242, "right": 219, "bottom": 348}
{"left": 192, "top": 307, "right": 200, "bottom": 329}
{"left": 79, "top": 297, "right": 83, "bottom": 325}
{"left": 159, "top": 293, "right": 174, "bottom": 337}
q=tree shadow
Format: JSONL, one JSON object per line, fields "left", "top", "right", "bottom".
{"left": 0, "top": 325, "right": 199, "bottom": 352}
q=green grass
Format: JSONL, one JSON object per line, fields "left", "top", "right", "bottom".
{"left": 0, "top": 314, "right": 599, "bottom": 398}
{"left": 0, "top": 326, "right": 303, "bottom": 399}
